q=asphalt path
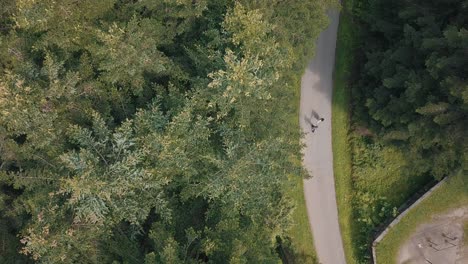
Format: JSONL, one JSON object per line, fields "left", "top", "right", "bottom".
{"left": 300, "top": 9, "right": 346, "bottom": 264}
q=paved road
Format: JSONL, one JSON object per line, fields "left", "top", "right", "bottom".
{"left": 300, "top": 9, "right": 346, "bottom": 264}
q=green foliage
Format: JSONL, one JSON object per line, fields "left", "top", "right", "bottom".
{"left": 14, "top": 0, "right": 116, "bottom": 50}
{"left": 334, "top": 0, "right": 467, "bottom": 262}
{"left": 351, "top": 0, "right": 467, "bottom": 180}
{"left": 354, "top": 192, "right": 393, "bottom": 234}
{"left": 346, "top": 135, "right": 431, "bottom": 261}
{"left": 93, "top": 17, "right": 174, "bottom": 94}
{"left": 0, "top": 0, "right": 16, "bottom": 33}
{"left": 0, "top": 0, "right": 334, "bottom": 263}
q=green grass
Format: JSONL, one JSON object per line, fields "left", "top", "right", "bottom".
{"left": 331, "top": 5, "right": 359, "bottom": 264}
{"left": 286, "top": 176, "right": 317, "bottom": 263}
{"left": 375, "top": 173, "right": 468, "bottom": 264}
{"left": 351, "top": 140, "right": 432, "bottom": 206}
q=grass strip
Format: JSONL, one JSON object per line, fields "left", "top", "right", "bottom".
{"left": 286, "top": 175, "right": 318, "bottom": 263}
{"left": 331, "top": 5, "right": 359, "bottom": 264}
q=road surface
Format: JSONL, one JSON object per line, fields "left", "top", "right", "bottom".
{"left": 300, "top": 9, "right": 346, "bottom": 264}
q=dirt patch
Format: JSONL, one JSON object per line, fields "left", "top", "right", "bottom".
{"left": 398, "top": 207, "right": 468, "bottom": 264}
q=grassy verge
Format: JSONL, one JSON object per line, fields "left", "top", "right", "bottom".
{"left": 331, "top": 5, "right": 358, "bottom": 264}
{"left": 286, "top": 176, "right": 317, "bottom": 263}
{"left": 375, "top": 173, "right": 468, "bottom": 264}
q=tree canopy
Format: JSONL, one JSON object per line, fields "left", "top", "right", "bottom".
{"left": 0, "top": 0, "right": 334, "bottom": 262}
{"left": 351, "top": 0, "right": 467, "bottom": 180}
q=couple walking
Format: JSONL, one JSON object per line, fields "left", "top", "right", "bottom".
{"left": 310, "top": 117, "right": 325, "bottom": 133}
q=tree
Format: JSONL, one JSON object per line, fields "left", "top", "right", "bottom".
{"left": 0, "top": 0, "right": 334, "bottom": 262}
{"left": 352, "top": 0, "right": 467, "bottom": 180}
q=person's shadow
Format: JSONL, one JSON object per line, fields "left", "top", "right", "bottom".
{"left": 310, "top": 110, "right": 320, "bottom": 120}
{"left": 303, "top": 110, "right": 321, "bottom": 126}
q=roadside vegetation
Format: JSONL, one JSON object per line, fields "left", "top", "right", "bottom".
{"left": 283, "top": 176, "right": 317, "bottom": 263}
{"left": 375, "top": 172, "right": 468, "bottom": 264}
{"left": 331, "top": 2, "right": 357, "bottom": 263}
{"left": 333, "top": 0, "right": 467, "bottom": 262}
{"left": 0, "top": 0, "right": 335, "bottom": 263}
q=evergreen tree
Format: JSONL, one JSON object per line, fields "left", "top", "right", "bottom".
{"left": 0, "top": 0, "right": 333, "bottom": 262}
{"left": 353, "top": 0, "right": 467, "bottom": 180}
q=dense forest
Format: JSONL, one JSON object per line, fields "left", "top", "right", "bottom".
{"left": 353, "top": 0, "right": 467, "bottom": 179}
{"left": 0, "top": 0, "right": 336, "bottom": 263}
{"left": 346, "top": 0, "right": 467, "bottom": 261}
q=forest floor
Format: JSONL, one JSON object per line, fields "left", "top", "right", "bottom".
{"left": 300, "top": 8, "right": 346, "bottom": 264}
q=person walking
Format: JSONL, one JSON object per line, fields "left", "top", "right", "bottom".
{"left": 310, "top": 123, "right": 318, "bottom": 133}
{"left": 310, "top": 117, "right": 325, "bottom": 133}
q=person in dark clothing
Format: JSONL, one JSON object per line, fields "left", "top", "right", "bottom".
{"left": 310, "top": 123, "right": 318, "bottom": 133}
{"left": 310, "top": 117, "right": 324, "bottom": 133}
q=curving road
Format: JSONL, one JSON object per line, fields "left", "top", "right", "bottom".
{"left": 300, "top": 9, "right": 346, "bottom": 264}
